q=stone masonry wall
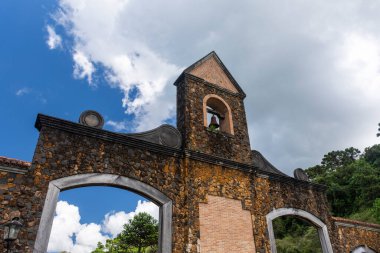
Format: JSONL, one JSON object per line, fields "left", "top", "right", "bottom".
{"left": 333, "top": 217, "right": 380, "bottom": 252}
{"left": 253, "top": 175, "right": 338, "bottom": 252}
{"left": 1, "top": 118, "right": 380, "bottom": 252}
{"left": 0, "top": 126, "right": 188, "bottom": 253}
{"left": 176, "top": 75, "right": 252, "bottom": 164}
{"left": 0, "top": 171, "right": 38, "bottom": 252}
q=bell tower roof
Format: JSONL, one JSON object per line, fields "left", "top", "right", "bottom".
{"left": 174, "top": 51, "right": 246, "bottom": 97}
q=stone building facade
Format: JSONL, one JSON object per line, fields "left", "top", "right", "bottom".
{"left": 0, "top": 52, "right": 379, "bottom": 252}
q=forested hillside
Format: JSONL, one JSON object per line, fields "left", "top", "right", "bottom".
{"left": 273, "top": 144, "right": 380, "bottom": 253}
{"left": 305, "top": 144, "right": 380, "bottom": 223}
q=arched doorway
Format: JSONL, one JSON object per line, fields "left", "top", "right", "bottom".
{"left": 33, "top": 173, "right": 172, "bottom": 253}
{"left": 266, "top": 208, "right": 333, "bottom": 253}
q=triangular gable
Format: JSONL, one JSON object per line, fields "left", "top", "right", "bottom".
{"left": 182, "top": 51, "right": 246, "bottom": 96}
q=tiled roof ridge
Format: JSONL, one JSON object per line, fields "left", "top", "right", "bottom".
{"left": 332, "top": 216, "right": 380, "bottom": 229}
{"left": 0, "top": 156, "right": 31, "bottom": 169}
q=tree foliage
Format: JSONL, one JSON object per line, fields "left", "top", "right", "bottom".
{"left": 273, "top": 216, "right": 322, "bottom": 253}
{"left": 92, "top": 212, "right": 158, "bottom": 253}
{"left": 273, "top": 144, "right": 380, "bottom": 252}
{"left": 305, "top": 145, "right": 380, "bottom": 222}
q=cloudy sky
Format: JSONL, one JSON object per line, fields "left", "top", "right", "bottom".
{"left": 1, "top": 0, "right": 380, "bottom": 251}
{"left": 48, "top": 187, "right": 158, "bottom": 253}
{"left": 2, "top": 0, "right": 380, "bottom": 174}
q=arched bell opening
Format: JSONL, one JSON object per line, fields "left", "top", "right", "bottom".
{"left": 203, "top": 94, "right": 234, "bottom": 135}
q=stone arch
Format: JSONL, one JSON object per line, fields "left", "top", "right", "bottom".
{"left": 203, "top": 94, "right": 234, "bottom": 135}
{"left": 33, "top": 173, "right": 172, "bottom": 253}
{"left": 266, "top": 208, "right": 333, "bottom": 253}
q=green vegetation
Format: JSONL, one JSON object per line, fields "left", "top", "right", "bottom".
{"left": 273, "top": 216, "right": 322, "bottom": 253}
{"left": 92, "top": 212, "right": 158, "bottom": 253}
{"left": 273, "top": 144, "right": 380, "bottom": 253}
{"left": 305, "top": 144, "right": 380, "bottom": 223}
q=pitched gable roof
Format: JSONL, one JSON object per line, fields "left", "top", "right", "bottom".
{"left": 175, "top": 51, "right": 246, "bottom": 97}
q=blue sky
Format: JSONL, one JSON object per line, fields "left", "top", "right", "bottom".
{"left": 59, "top": 187, "right": 148, "bottom": 225}
{"left": 2, "top": 0, "right": 380, "bottom": 251}
{"left": 0, "top": 2, "right": 158, "bottom": 252}
{"left": 0, "top": 1, "right": 129, "bottom": 162}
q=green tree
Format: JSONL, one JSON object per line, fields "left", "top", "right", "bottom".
{"left": 92, "top": 212, "right": 158, "bottom": 253}
{"left": 373, "top": 198, "right": 380, "bottom": 223}
{"left": 363, "top": 144, "right": 380, "bottom": 167}
{"left": 273, "top": 216, "right": 322, "bottom": 253}
{"left": 305, "top": 145, "right": 380, "bottom": 221}
{"left": 119, "top": 212, "right": 158, "bottom": 253}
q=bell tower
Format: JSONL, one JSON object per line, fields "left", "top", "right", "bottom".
{"left": 174, "top": 51, "right": 253, "bottom": 164}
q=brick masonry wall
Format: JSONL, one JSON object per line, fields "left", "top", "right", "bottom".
{"left": 199, "top": 195, "right": 256, "bottom": 253}
{"left": 176, "top": 75, "right": 253, "bottom": 164}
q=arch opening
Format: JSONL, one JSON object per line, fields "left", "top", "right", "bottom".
{"left": 266, "top": 208, "right": 333, "bottom": 253}
{"left": 47, "top": 186, "right": 159, "bottom": 253}
{"left": 272, "top": 215, "right": 323, "bottom": 253}
{"left": 203, "top": 94, "right": 234, "bottom": 135}
{"left": 33, "top": 174, "right": 172, "bottom": 253}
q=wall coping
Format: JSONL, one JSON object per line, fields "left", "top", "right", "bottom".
{"left": 333, "top": 217, "right": 380, "bottom": 232}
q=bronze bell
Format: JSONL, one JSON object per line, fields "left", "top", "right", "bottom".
{"left": 209, "top": 115, "right": 219, "bottom": 129}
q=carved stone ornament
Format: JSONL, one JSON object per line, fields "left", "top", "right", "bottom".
{"left": 293, "top": 168, "right": 310, "bottom": 182}
{"left": 125, "top": 124, "right": 182, "bottom": 149}
{"left": 79, "top": 110, "right": 104, "bottom": 129}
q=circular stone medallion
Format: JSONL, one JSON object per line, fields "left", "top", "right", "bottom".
{"left": 79, "top": 110, "right": 104, "bottom": 129}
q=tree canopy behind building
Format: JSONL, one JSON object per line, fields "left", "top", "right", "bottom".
{"left": 305, "top": 144, "right": 380, "bottom": 223}
{"left": 92, "top": 212, "right": 158, "bottom": 253}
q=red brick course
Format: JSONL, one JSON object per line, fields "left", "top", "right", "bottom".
{"left": 199, "top": 195, "right": 255, "bottom": 253}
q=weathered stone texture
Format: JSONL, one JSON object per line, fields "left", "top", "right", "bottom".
{"left": 0, "top": 126, "right": 187, "bottom": 253}
{"left": 333, "top": 217, "right": 380, "bottom": 252}
{"left": 0, "top": 171, "right": 34, "bottom": 252}
{"left": 2, "top": 52, "right": 380, "bottom": 253}
{"left": 176, "top": 75, "right": 252, "bottom": 164}
{"left": 1, "top": 115, "right": 380, "bottom": 253}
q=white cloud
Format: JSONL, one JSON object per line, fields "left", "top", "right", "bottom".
{"left": 48, "top": 199, "right": 159, "bottom": 253}
{"left": 46, "top": 25, "right": 62, "bottom": 49}
{"left": 15, "top": 87, "right": 30, "bottom": 96}
{"left": 72, "top": 223, "right": 108, "bottom": 253}
{"left": 106, "top": 120, "right": 128, "bottom": 132}
{"left": 50, "top": 0, "right": 182, "bottom": 131}
{"left": 48, "top": 0, "right": 380, "bottom": 174}
{"left": 73, "top": 50, "right": 95, "bottom": 85}
{"left": 102, "top": 210, "right": 133, "bottom": 237}
{"left": 47, "top": 201, "right": 81, "bottom": 252}
{"left": 102, "top": 200, "right": 159, "bottom": 237}
{"left": 134, "top": 200, "right": 159, "bottom": 221}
